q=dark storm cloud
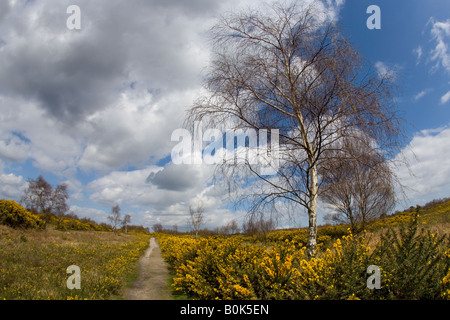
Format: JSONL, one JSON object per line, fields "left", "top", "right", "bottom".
{"left": 0, "top": 0, "right": 219, "bottom": 123}
{"left": 146, "top": 163, "right": 202, "bottom": 192}
{"left": 0, "top": 1, "right": 125, "bottom": 122}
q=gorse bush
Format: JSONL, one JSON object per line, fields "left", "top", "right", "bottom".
{"left": 52, "top": 215, "right": 111, "bottom": 232}
{"left": 0, "top": 199, "right": 111, "bottom": 231}
{"left": 373, "top": 208, "right": 450, "bottom": 299}
{"left": 0, "top": 199, "right": 45, "bottom": 229}
{"left": 158, "top": 208, "right": 450, "bottom": 300}
{"left": 296, "top": 232, "right": 374, "bottom": 300}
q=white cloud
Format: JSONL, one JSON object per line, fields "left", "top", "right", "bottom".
{"left": 0, "top": 0, "right": 347, "bottom": 229}
{"left": 78, "top": 87, "right": 204, "bottom": 172}
{"left": 89, "top": 164, "right": 212, "bottom": 207}
{"left": 413, "top": 88, "right": 433, "bottom": 101}
{"left": 440, "top": 90, "right": 450, "bottom": 104}
{"left": 0, "top": 0, "right": 346, "bottom": 175}
{"left": 0, "top": 0, "right": 219, "bottom": 175}
{"left": 0, "top": 133, "right": 30, "bottom": 163}
{"left": 428, "top": 18, "right": 450, "bottom": 73}
{"left": 69, "top": 205, "right": 109, "bottom": 221}
{"left": 374, "top": 61, "right": 398, "bottom": 80}
{"left": 87, "top": 167, "right": 161, "bottom": 206}
{"left": 0, "top": 173, "right": 27, "bottom": 201}
{"left": 394, "top": 125, "right": 450, "bottom": 206}
{"left": 413, "top": 46, "right": 423, "bottom": 65}
{"left": 0, "top": 97, "right": 83, "bottom": 176}
{"left": 83, "top": 160, "right": 241, "bottom": 229}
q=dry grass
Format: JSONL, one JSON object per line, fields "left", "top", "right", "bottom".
{"left": 0, "top": 225, "right": 149, "bottom": 300}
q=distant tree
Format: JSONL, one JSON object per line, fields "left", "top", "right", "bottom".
{"left": 152, "top": 223, "right": 163, "bottom": 233}
{"left": 242, "top": 216, "right": 275, "bottom": 236}
{"left": 21, "top": 175, "right": 52, "bottom": 214}
{"left": 189, "top": 202, "right": 205, "bottom": 239}
{"left": 52, "top": 183, "right": 69, "bottom": 216}
{"left": 217, "top": 219, "right": 241, "bottom": 235}
{"left": 422, "top": 197, "right": 450, "bottom": 209}
{"left": 108, "top": 204, "right": 121, "bottom": 232}
{"left": 65, "top": 211, "right": 79, "bottom": 220}
{"left": 228, "top": 220, "right": 240, "bottom": 234}
{"left": 21, "top": 175, "right": 69, "bottom": 217}
{"left": 121, "top": 213, "right": 131, "bottom": 233}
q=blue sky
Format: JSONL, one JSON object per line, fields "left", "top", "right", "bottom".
{"left": 0, "top": 0, "right": 449, "bottom": 230}
{"left": 339, "top": 0, "right": 450, "bottom": 137}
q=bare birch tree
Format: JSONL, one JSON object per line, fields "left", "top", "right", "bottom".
{"left": 322, "top": 137, "right": 397, "bottom": 233}
{"left": 189, "top": 202, "right": 205, "bottom": 239}
{"left": 21, "top": 175, "right": 69, "bottom": 217}
{"left": 52, "top": 183, "right": 69, "bottom": 217}
{"left": 121, "top": 213, "right": 131, "bottom": 233}
{"left": 187, "top": 1, "right": 403, "bottom": 257}
{"left": 153, "top": 223, "right": 163, "bottom": 233}
{"left": 108, "top": 204, "right": 121, "bottom": 232}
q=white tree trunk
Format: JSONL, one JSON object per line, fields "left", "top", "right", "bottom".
{"left": 307, "top": 164, "right": 318, "bottom": 258}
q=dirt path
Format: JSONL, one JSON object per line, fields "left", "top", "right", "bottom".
{"left": 125, "top": 237, "right": 172, "bottom": 300}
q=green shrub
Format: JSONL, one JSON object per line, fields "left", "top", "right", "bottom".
{"left": 55, "top": 217, "right": 110, "bottom": 231}
{"left": 374, "top": 207, "right": 450, "bottom": 299}
{"left": 0, "top": 199, "right": 45, "bottom": 229}
{"left": 163, "top": 209, "right": 450, "bottom": 300}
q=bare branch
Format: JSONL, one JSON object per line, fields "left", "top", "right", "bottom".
{"left": 186, "top": 1, "right": 404, "bottom": 257}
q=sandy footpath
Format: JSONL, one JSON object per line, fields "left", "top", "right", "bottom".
{"left": 125, "top": 237, "right": 172, "bottom": 300}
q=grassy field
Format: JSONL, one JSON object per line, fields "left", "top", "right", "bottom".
{"left": 0, "top": 226, "right": 149, "bottom": 300}
{"left": 0, "top": 198, "right": 449, "bottom": 300}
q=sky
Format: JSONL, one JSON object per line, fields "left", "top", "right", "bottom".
{"left": 0, "top": 0, "right": 450, "bottom": 231}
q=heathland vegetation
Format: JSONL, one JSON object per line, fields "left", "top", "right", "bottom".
{"left": 0, "top": 189, "right": 449, "bottom": 300}
{"left": 154, "top": 2, "right": 449, "bottom": 300}
{"left": 0, "top": 224, "right": 149, "bottom": 300}
{"left": 156, "top": 198, "right": 450, "bottom": 300}
{"left": 0, "top": 1, "right": 448, "bottom": 300}
{"left": 0, "top": 176, "right": 151, "bottom": 300}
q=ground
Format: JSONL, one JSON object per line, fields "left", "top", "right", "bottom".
{"left": 125, "top": 237, "right": 172, "bottom": 300}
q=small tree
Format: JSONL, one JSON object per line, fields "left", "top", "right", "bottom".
{"left": 22, "top": 175, "right": 53, "bottom": 214}
{"left": 228, "top": 219, "right": 240, "bottom": 234}
{"left": 108, "top": 204, "right": 121, "bottom": 232}
{"left": 21, "top": 175, "right": 69, "bottom": 217}
{"left": 242, "top": 216, "right": 275, "bottom": 236}
{"left": 216, "top": 219, "right": 240, "bottom": 235}
{"left": 322, "top": 137, "right": 397, "bottom": 233}
{"left": 52, "top": 183, "right": 69, "bottom": 216}
{"left": 152, "top": 223, "right": 163, "bottom": 233}
{"left": 121, "top": 213, "right": 131, "bottom": 233}
{"left": 189, "top": 202, "right": 205, "bottom": 239}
